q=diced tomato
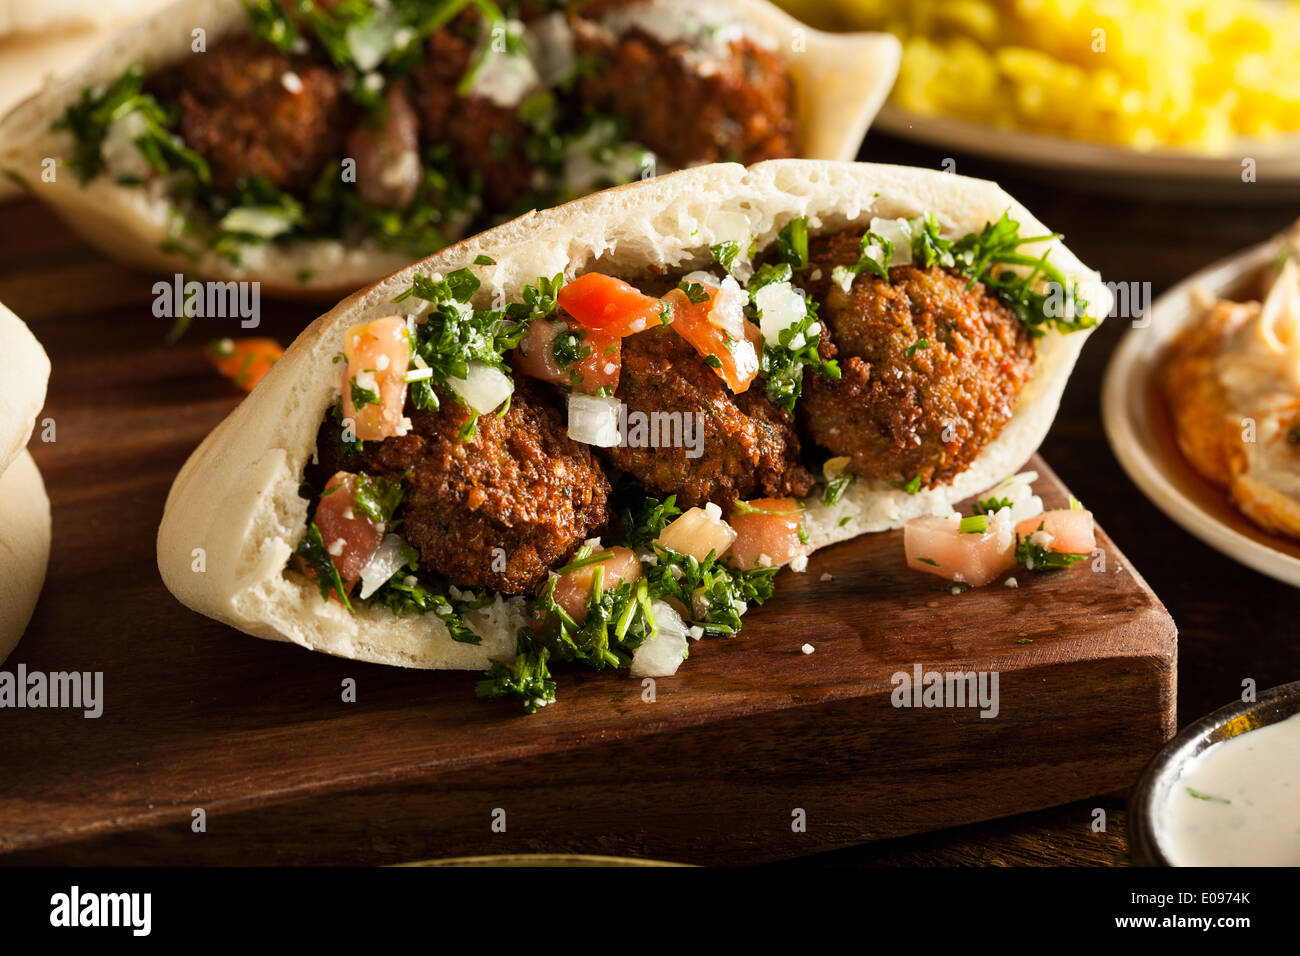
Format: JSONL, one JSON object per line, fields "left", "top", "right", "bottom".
{"left": 312, "top": 472, "right": 385, "bottom": 594}
{"left": 341, "top": 316, "right": 411, "bottom": 441}
{"left": 662, "top": 287, "right": 761, "bottom": 394}
{"left": 206, "top": 337, "right": 282, "bottom": 392}
{"left": 1015, "top": 509, "right": 1096, "bottom": 555}
{"left": 515, "top": 318, "right": 621, "bottom": 394}
{"left": 551, "top": 546, "right": 643, "bottom": 623}
{"left": 557, "top": 273, "right": 664, "bottom": 338}
{"left": 728, "top": 498, "right": 805, "bottom": 570}
{"left": 904, "top": 515, "right": 1015, "bottom": 588}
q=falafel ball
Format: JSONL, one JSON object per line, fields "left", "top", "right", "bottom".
{"left": 310, "top": 381, "right": 611, "bottom": 595}
{"left": 570, "top": 8, "right": 800, "bottom": 167}
{"left": 796, "top": 231, "right": 1037, "bottom": 489}
{"left": 608, "top": 324, "right": 814, "bottom": 509}
{"left": 409, "top": 16, "right": 538, "bottom": 210}
{"left": 151, "top": 38, "right": 348, "bottom": 193}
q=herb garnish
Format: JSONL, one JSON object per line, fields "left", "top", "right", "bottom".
{"left": 295, "top": 522, "right": 352, "bottom": 610}
{"left": 775, "top": 217, "right": 809, "bottom": 269}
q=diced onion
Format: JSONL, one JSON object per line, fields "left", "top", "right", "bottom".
{"left": 446, "top": 361, "right": 513, "bottom": 415}
{"left": 869, "top": 217, "right": 913, "bottom": 268}
{"left": 567, "top": 392, "right": 621, "bottom": 447}
{"left": 526, "top": 12, "right": 575, "bottom": 85}
{"left": 468, "top": 21, "right": 538, "bottom": 107}
{"left": 754, "top": 281, "right": 807, "bottom": 346}
{"left": 344, "top": 6, "right": 400, "bottom": 72}
{"left": 656, "top": 506, "right": 736, "bottom": 562}
{"left": 358, "top": 534, "right": 409, "bottom": 600}
{"left": 219, "top": 206, "right": 297, "bottom": 240}
{"left": 630, "top": 599, "right": 690, "bottom": 678}
{"left": 101, "top": 110, "right": 154, "bottom": 180}
{"left": 981, "top": 471, "right": 1044, "bottom": 525}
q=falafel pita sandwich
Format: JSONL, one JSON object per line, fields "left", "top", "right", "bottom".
{"left": 157, "top": 159, "right": 1109, "bottom": 709}
{"left": 0, "top": 302, "right": 52, "bottom": 662}
{"left": 0, "top": 0, "right": 900, "bottom": 298}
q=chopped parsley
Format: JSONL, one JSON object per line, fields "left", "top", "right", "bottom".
{"left": 616, "top": 494, "right": 683, "bottom": 549}
{"left": 678, "top": 280, "right": 710, "bottom": 305}
{"left": 476, "top": 631, "right": 557, "bottom": 713}
{"left": 396, "top": 268, "right": 530, "bottom": 417}
{"left": 822, "top": 471, "right": 855, "bottom": 506}
{"left": 904, "top": 339, "right": 930, "bottom": 358}
{"left": 775, "top": 217, "right": 809, "bottom": 269}
{"left": 351, "top": 472, "right": 405, "bottom": 524}
{"left": 53, "top": 64, "right": 210, "bottom": 185}
{"left": 644, "top": 547, "right": 776, "bottom": 637}
{"left": 350, "top": 378, "right": 380, "bottom": 409}
{"left": 835, "top": 230, "right": 893, "bottom": 284}
{"left": 972, "top": 495, "right": 1014, "bottom": 515}
{"left": 746, "top": 265, "right": 839, "bottom": 412}
{"left": 295, "top": 522, "right": 352, "bottom": 611}
{"left": 894, "top": 474, "right": 923, "bottom": 495}
{"left": 908, "top": 211, "right": 1095, "bottom": 336}
{"left": 710, "top": 240, "right": 743, "bottom": 273}
{"left": 369, "top": 544, "right": 485, "bottom": 644}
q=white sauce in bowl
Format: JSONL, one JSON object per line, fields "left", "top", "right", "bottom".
{"left": 1156, "top": 711, "right": 1300, "bottom": 866}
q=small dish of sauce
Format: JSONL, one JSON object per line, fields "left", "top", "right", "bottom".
{"left": 1155, "top": 711, "right": 1300, "bottom": 866}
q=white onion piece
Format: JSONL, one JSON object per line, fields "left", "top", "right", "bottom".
{"left": 754, "top": 281, "right": 807, "bottom": 346}
{"left": 980, "top": 471, "right": 1044, "bottom": 525}
{"left": 467, "top": 21, "right": 538, "bottom": 107}
{"left": 630, "top": 600, "right": 691, "bottom": 678}
{"left": 567, "top": 392, "right": 621, "bottom": 447}
{"left": 869, "top": 217, "right": 913, "bottom": 267}
{"left": 359, "top": 534, "right": 409, "bottom": 600}
{"left": 709, "top": 276, "right": 747, "bottom": 340}
{"left": 102, "top": 110, "right": 154, "bottom": 181}
{"left": 656, "top": 506, "right": 736, "bottom": 562}
{"left": 446, "top": 361, "right": 513, "bottom": 415}
{"left": 526, "top": 12, "right": 575, "bottom": 85}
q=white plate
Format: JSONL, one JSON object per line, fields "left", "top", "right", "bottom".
{"left": 875, "top": 105, "right": 1300, "bottom": 200}
{"left": 1101, "top": 238, "right": 1300, "bottom": 588}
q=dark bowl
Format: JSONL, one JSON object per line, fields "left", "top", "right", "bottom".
{"left": 1128, "top": 679, "right": 1300, "bottom": 866}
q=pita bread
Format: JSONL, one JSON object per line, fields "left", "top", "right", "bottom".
{"left": 0, "top": 0, "right": 901, "bottom": 299}
{"left": 0, "top": 451, "right": 52, "bottom": 663}
{"left": 157, "top": 159, "right": 1109, "bottom": 671}
{"left": 0, "top": 301, "right": 50, "bottom": 479}
{"left": 0, "top": 0, "right": 174, "bottom": 203}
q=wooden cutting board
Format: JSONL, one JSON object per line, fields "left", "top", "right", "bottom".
{"left": 0, "top": 200, "right": 1176, "bottom": 865}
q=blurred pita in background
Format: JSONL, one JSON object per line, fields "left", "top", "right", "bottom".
{"left": 0, "top": 0, "right": 173, "bottom": 202}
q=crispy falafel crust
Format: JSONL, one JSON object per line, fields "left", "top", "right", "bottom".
{"left": 573, "top": 14, "right": 801, "bottom": 167}
{"left": 311, "top": 383, "right": 610, "bottom": 595}
{"left": 610, "top": 325, "right": 813, "bottom": 509}
{"left": 150, "top": 38, "right": 349, "bottom": 193}
{"left": 798, "top": 232, "right": 1037, "bottom": 488}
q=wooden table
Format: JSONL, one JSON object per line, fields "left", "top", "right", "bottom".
{"left": 0, "top": 133, "right": 1294, "bottom": 866}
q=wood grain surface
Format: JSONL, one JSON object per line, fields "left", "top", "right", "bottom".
{"left": 0, "top": 180, "right": 1179, "bottom": 865}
